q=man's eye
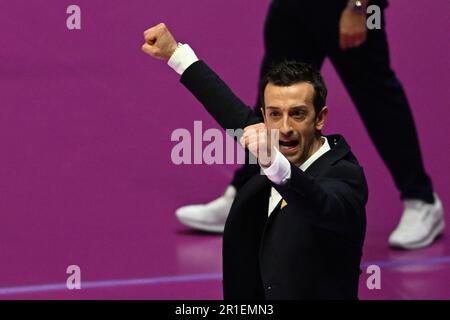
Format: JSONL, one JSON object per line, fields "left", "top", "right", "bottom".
{"left": 291, "top": 111, "right": 305, "bottom": 118}
{"left": 270, "top": 112, "right": 280, "bottom": 117}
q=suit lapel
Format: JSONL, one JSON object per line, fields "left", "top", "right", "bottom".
{"left": 252, "top": 135, "right": 353, "bottom": 264}
{"left": 305, "top": 134, "right": 351, "bottom": 177}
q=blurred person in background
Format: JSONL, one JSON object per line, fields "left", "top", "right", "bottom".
{"left": 174, "top": 0, "right": 444, "bottom": 250}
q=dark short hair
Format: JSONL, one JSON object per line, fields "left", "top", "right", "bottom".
{"left": 259, "top": 60, "right": 327, "bottom": 116}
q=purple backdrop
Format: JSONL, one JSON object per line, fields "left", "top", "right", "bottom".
{"left": 0, "top": 0, "right": 449, "bottom": 299}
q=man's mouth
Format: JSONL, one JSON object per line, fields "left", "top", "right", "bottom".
{"left": 279, "top": 140, "right": 299, "bottom": 153}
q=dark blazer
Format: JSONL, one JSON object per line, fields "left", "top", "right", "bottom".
{"left": 180, "top": 60, "right": 368, "bottom": 300}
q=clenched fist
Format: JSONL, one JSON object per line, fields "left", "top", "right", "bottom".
{"left": 142, "top": 23, "right": 178, "bottom": 60}
{"left": 239, "top": 123, "right": 279, "bottom": 168}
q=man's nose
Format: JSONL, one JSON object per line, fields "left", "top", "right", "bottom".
{"left": 280, "top": 116, "right": 293, "bottom": 136}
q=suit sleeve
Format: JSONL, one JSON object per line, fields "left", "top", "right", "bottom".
{"left": 180, "top": 60, "right": 262, "bottom": 131}
{"left": 273, "top": 162, "right": 368, "bottom": 241}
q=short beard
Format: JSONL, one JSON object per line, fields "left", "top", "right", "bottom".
{"left": 294, "top": 135, "right": 322, "bottom": 167}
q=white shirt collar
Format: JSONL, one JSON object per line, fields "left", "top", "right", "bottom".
{"left": 299, "top": 136, "right": 331, "bottom": 171}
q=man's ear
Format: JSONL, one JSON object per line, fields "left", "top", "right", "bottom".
{"left": 315, "top": 106, "right": 328, "bottom": 131}
{"left": 260, "top": 107, "right": 267, "bottom": 124}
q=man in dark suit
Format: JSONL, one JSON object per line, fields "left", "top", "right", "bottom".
{"left": 142, "top": 23, "right": 368, "bottom": 299}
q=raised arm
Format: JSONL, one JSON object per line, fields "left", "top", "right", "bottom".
{"left": 141, "top": 23, "right": 261, "bottom": 131}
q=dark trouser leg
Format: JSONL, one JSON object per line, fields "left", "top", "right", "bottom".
{"left": 231, "top": 0, "right": 326, "bottom": 191}
{"left": 322, "top": 9, "right": 434, "bottom": 203}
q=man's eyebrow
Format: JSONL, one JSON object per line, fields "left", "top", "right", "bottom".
{"left": 266, "top": 105, "right": 308, "bottom": 110}
{"left": 289, "top": 105, "right": 308, "bottom": 110}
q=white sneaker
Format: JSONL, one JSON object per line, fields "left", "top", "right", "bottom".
{"left": 175, "top": 186, "right": 236, "bottom": 233}
{"left": 389, "top": 193, "right": 445, "bottom": 249}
